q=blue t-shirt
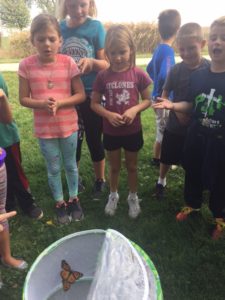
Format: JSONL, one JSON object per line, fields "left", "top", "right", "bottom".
{"left": 60, "top": 18, "right": 105, "bottom": 93}
{"left": 146, "top": 44, "right": 175, "bottom": 99}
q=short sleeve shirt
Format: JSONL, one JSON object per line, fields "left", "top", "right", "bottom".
{"left": 18, "top": 54, "right": 80, "bottom": 138}
{"left": 93, "top": 67, "right": 152, "bottom": 136}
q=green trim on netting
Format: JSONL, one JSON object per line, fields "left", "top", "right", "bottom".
{"left": 132, "top": 242, "right": 163, "bottom": 300}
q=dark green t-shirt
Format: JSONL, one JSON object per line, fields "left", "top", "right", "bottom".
{"left": 0, "top": 73, "right": 19, "bottom": 148}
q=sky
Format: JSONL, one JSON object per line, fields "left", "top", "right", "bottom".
{"left": 95, "top": 0, "right": 223, "bottom": 27}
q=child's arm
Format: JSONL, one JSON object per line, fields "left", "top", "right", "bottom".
{"left": 19, "top": 76, "right": 51, "bottom": 110}
{"left": 152, "top": 97, "right": 192, "bottom": 113}
{"left": 91, "top": 91, "right": 125, "bottom": 127}
{"left": 78, "top": 49, "right": 109, "bottom": 75}
{"left": 122, "top": 85, "right": 152, "bottom": 125}
{"left": 0, "top": 89, "right": 13, "bottom": 123}
{"left": 50, "top": 76, "right": 85, "bottom": 115}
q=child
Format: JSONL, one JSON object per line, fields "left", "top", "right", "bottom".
{"left": 0, "top": 91, "right": 27, "bottom": 272}
{"left": 155, "top": 23, "right": 210, "bottom": 200}
{"left": 153, "top": 16, "right": 225, "bottom": 240}
{"left": 0, "top": 74, "right": 43, "bottom": 220}
{"left": 146, "top": 9, "right": 181, "bottom": 167}
{"left": 58, "top": 0, "right": 109, "bottom": 199}
{"left": 18, "top": 14, "right": 85, "bottom": 224}
{"left": 91, "top": 25, "right": 152, "bottom": 218}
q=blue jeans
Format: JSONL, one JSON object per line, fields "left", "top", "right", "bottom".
{"left": 39, "top": 132, "right": 78, "bottom": 202}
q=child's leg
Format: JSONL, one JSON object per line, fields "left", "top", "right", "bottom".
{"left": 0, "top": 164, "right": 26, "bottom": 268}
{"left": 60, "top": 132, "right": 78, "bottom": 200}
{"left": 107, "top": 149, "right": 121, "bottom": 192}
{"left": 38, "top": 138, "right": 64, "bottom": 202}
{"left": 124, "top": 150, "right": 138, "bottom": 193}
{"left": 104, "top": 149, "right": 121, "bottom": 216}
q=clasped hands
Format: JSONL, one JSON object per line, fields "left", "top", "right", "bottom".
{"left": 108, "top": 107, "right": 137, "bottom": 127}
{"left": 46, "top": 97, "right": 58, "bottom": 116}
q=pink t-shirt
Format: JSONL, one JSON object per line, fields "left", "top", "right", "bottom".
{"left": 18, "top": 54, "right": 80, "bottom": 138}
{"left": 93, "top": 67, "right": 152, "bottom": 136}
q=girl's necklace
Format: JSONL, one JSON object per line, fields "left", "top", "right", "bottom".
{"left": 38, "top": 56, "right": 56, "bottom": 89}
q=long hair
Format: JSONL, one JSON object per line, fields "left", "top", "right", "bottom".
{"left": 56, "top": 0, "right": 97, "bottom": 20}
{"left": 105, "top": 24, "right": 136, "bottom": 68}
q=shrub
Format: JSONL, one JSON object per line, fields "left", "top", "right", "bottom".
{"left": 9, "top": 31, "right": 35, "bottom": 58}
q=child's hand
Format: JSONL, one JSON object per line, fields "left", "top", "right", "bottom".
{"left": 47, "top": 97, "right": 58, "bottom": 116}
{"left": 122, "top": 107, "right": 137, "bottom": 125}
{"left": 107, "top": 112, "right": 126, "bottom": 127}
{"left": 0, "top": 211, "right": 17, "bottom": 232}
{"left": 78, "top": 58, "right": 93, "bottom": 74}
{"left": 152, "top": 97, "right": 174, "bottom": 110}
{"left": 0, "top": 88, "right": 6, "bottom": 99}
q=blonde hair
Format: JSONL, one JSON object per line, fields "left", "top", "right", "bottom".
{"left": 56, "top": 0, "right": 97, "bottom": 20}
{"left": 30, "top": 13, "right": 61, "bottom": 43}
{"left": 105, "top": 24, "right": 136, "bottom": 68}
{"left": 176, "top": 22, "right": 204, "bottom": 44}
{"left": 210, "top": 16, "right": 225, "bottom": 29}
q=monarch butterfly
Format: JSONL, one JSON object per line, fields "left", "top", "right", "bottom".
{"left": 60, "top": 259, "right": 83, "bottom": 291}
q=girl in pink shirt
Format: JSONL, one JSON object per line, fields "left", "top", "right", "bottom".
{"left": 19, "top": 14, "right": 85, "bottom": 224}
{"left": 91, "top": 25, "right": 152, "bottom": 218}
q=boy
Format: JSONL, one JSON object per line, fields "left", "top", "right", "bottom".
{"left": 153, "top": 16, "right": 225, "bottom": 240}
{"left": 155, "top": 23, "right": 210, "bottom": 200}
{"left": 146, "top": 9, "right": 181, "bottom": 167}
{"left": 0, "top": 74, "right": 43, "bottom": 219}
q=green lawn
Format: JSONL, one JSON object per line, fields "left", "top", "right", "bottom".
{"left": 0, "top": 72, "right": 225, "bottom": 300}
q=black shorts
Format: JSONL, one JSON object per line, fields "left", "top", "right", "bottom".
{"left": 103, "top": 130, "right": 143, "bottom": 152}
{"left": 160, "top": 129, "right": 186, "bottom": 165}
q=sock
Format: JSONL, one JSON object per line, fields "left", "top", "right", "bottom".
{"left": 158, "top": 177, "right": 166, "bottom": 187}
{"left": 128, "top": 192, "right": 138, "bottom": 198}
{"left": 110, "top": 191, "right": 118, "bottom": 198}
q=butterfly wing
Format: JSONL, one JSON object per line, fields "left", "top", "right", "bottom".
{"left": 60, "top": 260, "right": 83, "bottom": 292}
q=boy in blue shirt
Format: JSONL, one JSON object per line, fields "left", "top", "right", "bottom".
{"left": 147, "top": 9, "right": 181, "bottom": 167}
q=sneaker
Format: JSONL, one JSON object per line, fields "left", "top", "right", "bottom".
{"left": 151, "top": 158, "right": 160, "bottom": 167}
{"left": 26, "top": 203, "right": 43, "bottom": 220}
{"left": 212, "top": 218, "right": 225, "bottom": 240}
{"left": 127, "top": 194, "right": 141, "bottom": 219}
{"left": 67, "top": 197, "right": 84, "bottom": 221}
{"left": 78, "top": 176, "right": 85, "bottom": 193}
{"left": 155, "top": 183, "right": 165, "bottom": 200}
{"left": 55, "top": 202, "right": 70, "bottom": 225}
{"left": 176, "top": 206, "right": 200, "bottom": 222}
{"left": 105, "top": 193, "right": 119, "bottom": 216}
{"left": 93, "top": 179, "right": 107, "bottom": 200}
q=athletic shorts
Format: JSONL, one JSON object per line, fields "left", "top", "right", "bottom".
{"left": 160, "top": 129, "right": 186, "bottom": 165}
{"left": 103, "top": 130, "right": 143, "bottom": 152}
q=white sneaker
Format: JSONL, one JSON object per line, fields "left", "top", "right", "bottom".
{"left": 127, "top": 194, "right": 141, "bottom": 219}
{"left": 105, "top": 193, "right": 119, "bottom": 216}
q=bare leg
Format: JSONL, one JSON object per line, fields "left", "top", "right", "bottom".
{"left": 107, "top": 150, "right": 121, "bottom": 192}
{"left": 159, "top": 163, "right": 171, "bottom": 182}
{"left": 93, "top": 158, "right": 105, "bottom": 180}
{"left": 153, "top": 141, "right": 161, "bottom": 160}
{"left": 0, "top": 229, "right": 25, "bottom": 268}
{"left": 124, "top": 151, "right": 138, "bottom": 193}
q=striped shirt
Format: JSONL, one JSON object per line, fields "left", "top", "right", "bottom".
{"left": 18, "top": 54, "right": 80, "bottom": 138}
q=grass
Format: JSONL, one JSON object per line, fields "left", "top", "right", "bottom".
{"left": 0, "top": 72, "right": 225, "bottom": 300}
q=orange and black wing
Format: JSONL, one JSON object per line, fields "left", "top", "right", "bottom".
{"left": 60, "top": 260, "right": 83, "bottom": 291}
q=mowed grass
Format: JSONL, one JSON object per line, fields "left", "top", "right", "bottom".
{"left": 0, "top": 72, "right": 225, "bottom": 300}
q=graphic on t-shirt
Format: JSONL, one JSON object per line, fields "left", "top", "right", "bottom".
{"left": 61, "top": 37, "right": 94, "bottom": 63}
{"left": 195, "top": 88, "right": 224, "bottom": 117}
{"left": 116, "top": 89, "right": 130, "bottom": 105}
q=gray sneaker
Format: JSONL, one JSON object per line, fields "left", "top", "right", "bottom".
{"left": 93, "top": 179, "right": 107, "bottom": 200}
{"left": 127, "top": 194, "right": 141, "bottom": 219}
{"left": 67, "top": 198, "right": 84, "bottom": 221}
{"left": 105, "top": 193, "right": 119, "bottom": 216}
{"left": 26, "top": 203, "right": 43, "bottom": 220}
{"left": 55, "top": 202, "right": 70, "bottom": 225}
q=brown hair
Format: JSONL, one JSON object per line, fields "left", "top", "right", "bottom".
{"left": 158, "top": 9, "right": 181, "bottom": 40}
{"left": 30, "top": 13, "right": 61, "bottom": 43}
{"left": 105, "top": 24, "right": 136, "bottom": 68}
{"left": 176, "top": 22, "right": 204, "bottom": 43}
{"left": 210, "top": 16, "right": 225, "bottom": 29}
{"left": 57, "top": 0, "right": 97, "bottom": 20}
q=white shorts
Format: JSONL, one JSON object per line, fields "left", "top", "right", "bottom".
{"left": 154, "top": 108, "right": 169, "bottom": 143}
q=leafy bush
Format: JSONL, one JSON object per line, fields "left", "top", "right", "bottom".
{"left": 9, "top": 31, "right": 35, "bottom": 58}
{"left": 104, "top": 22, "right": 160, "bottom": 54}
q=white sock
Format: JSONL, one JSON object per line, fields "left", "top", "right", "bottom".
{"left": 129, "top": 192, "right": 138, "bottom": 198}
{"left": 158, "top": 177, "right": 166, "bottom": 187}
{"left": 110, "top": 191, "right": 118, "bottom": 198}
